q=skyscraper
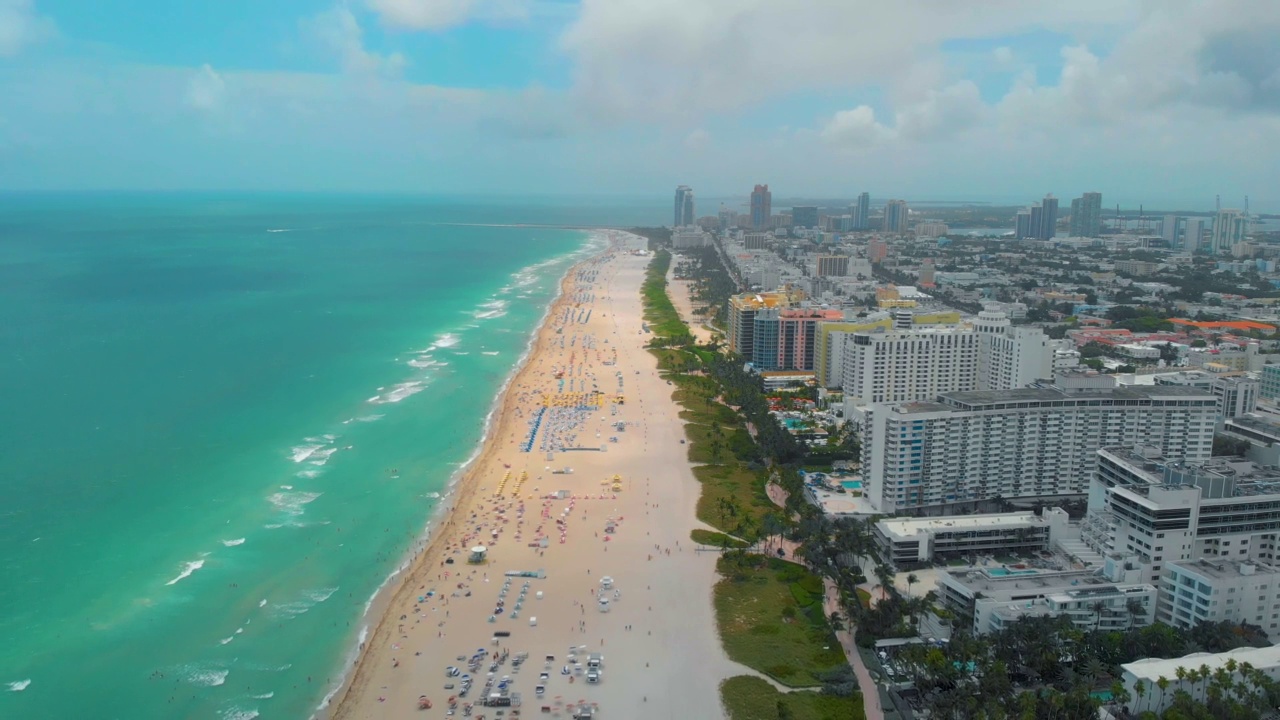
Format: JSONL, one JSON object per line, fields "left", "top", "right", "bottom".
{"left": 1038, "top": 194, "right": 1059, "bottom": 240}
{"left": 1162, "top": 215, "right": 1182, "bottom": 247}
{"left": 750, "top": 185, "right": 771, "bottom": 229}
{"left": 852, "top": 192, "right": 870, "bottom": 230}
{"left": 673, "top": 185, "right": 694, "bottom": 227}
{"left": 1016, "top": 209, "right": 1032, "bottom": 239}
{"left": 883, "top": 199, "right": 909, "bottom": 233}
{"left": 1212, "top": 209, "right": 1249, "bottom": 252}
{"left": 1184, "top": 217, "right": 1207, "bottom": 252}
{"left": 1029, "top": 204, "right": 1044, "bottom": 240}
{"left": 1068, "top": 192, "right": 1102, "bottom": 237}
{"left": 791, "top": 206, "right": 819, "bottom": 228}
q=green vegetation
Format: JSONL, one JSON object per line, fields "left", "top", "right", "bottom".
{"left": 720, "top": 675, "right": 863, "bottom": 720}
{"left": 691, "top": 528, "right": 749, "bottom": 548}
{"left": 641, "top": 249, "right": 693, "bottom": 342}
{"left": 714, "top": 556, "right": 848, "bottom": 687}
{"left": 896, "top": 613, "right": 1276, "bottom": 719}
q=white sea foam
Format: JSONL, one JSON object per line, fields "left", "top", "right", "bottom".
{"left": 432, "top": 333, "right": 460, "bottom": 348}
{"left": 221, "top": 538, "right": 246, "bottom": 547}
{"left": 482, "top": 351, "right": 500, "bottom": 356}
{"left": 355, "top": 414, "right": 384, "bottom": 423}
{"left": 369, "top": 381, "right": 425, "bottom": 405}
{"left": 272, "top": 587, "right": 338, "bottom": 619}
{"left": 220, "top": 636, "right": 234, "bottom": 645}
{"left": 289, "top": 444, "right": 324, "bottom": 463}
{"left": 452, "top": 351, "right": 470, "bottom": 355}
{"left": 259, "top": 598, "right": 267, "bottom": 607}
{"left": 7, "top": 680, "right": 31, "bottom": 692}
{"left": 408, "top": 357, "right": 438, "bottom": 369}
{"left": 251, "top": 692, "right": 274, "bottom": 699}
{"left": 281, "top": 484, "right": 295, "bottom": 490}
{"left": 424, "top": 491, "right": 441, "bottom": 499}
{"left": 266, "top": 228, "right": 293, "bottom": 233}
{"left": 166, "top": 559, "right": 205, "bottom": 586}
{"left": 473, "top": 299, "right": 509, "bottom": 320}
{"left": 296, "top": 469, "right": 320, "bottom": 480}
{"left": 307, "top": 447, "right": 338, "bottom": 466}
{"left": 189, "top": 669, "right": 229, "bottom": 687}
{"left": 267, "top": 491, "right": 322, "bottom": 516}
{"left": 222, "top": 708, "right": 259, "bottom": 720}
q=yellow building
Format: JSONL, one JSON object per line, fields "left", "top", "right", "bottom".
{"left": 726, "top": 290, "right": 801, "bottom": 360}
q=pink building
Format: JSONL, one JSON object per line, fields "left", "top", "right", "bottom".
{"left": 775, "top": 308, "right": 843, "bottom": 371}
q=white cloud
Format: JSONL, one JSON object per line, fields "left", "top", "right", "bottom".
{"left": 366, "top": 0, "right": 529, "bottom": 31}
{"left": 560, "top": 0, "right": 1140, "bottom": 122}
{"left": 992, "top": 46, "right": 1014, "bottom": 65}
{"left": 684, "top": 128, "right": 710, "bottom": 151}
{"left": 306, "top": 6, "right": 407, "bottom": 77}
{"left": 186, "top": 64, "right": 227, "bottom": 111}
{"left": 819, "top": 106, "right": 891, "bottom": 150}
{"left": 0, "top": 0, "right": 55, "bottom": 56}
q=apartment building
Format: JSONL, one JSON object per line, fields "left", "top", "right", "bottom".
{"left": 873, "top": 509, "right": 1069, "bottom": 565}
{"left": 813, "top": 311, "right": 962, "bottom": 388}
{"left": 1081, "top": 447, "right": 1280, "bottom": 588}
{"left": 938, "top": 566, "right": 1157, "bottom": 636}
{"left": 726, "top": 291, "right": 792, "bottom": 361}
{"left": 841, "top": 327, "right": 982, "bottom": 403}
{"left": 860, "top": 375, "right": 1216, "bottom": 514}
{"left": 1159, "top": 559, "right": 1280, "bottom": 632}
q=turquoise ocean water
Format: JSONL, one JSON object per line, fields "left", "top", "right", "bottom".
{"left": 0, "top": 194, "right": 658, "bottom": 719}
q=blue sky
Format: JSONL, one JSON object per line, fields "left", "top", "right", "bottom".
{"left": 1, "top": 1, "right": 1277, "bottom": 210}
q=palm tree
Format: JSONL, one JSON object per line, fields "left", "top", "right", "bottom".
{"left": 1133, "top": 679, "right": 1147, "bottom": 714}
{"left": 1090, "top": 600, "right": 1107, "bottom": 631}
{"left": 906, "top": 573, "right": 918, "bottom": 598}
{"left": 1155, "top": 675, "right": 1170, "bottom": 712}
{"left": 828, "top": 611, "right": 845, "bottom": 633}
{"left": 1125, "top": 597, "right": 1146, "bottom": 628}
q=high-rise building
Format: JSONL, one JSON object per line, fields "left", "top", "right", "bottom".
{"left": 673, "top": 185, "right": 695, "bottom": 227}
{"left": 750, "top": 185, "right": 772, "bottom": 229}
{"left": 883, "top": 200, "right": 909, "bottom": 233}
{"left": 1184, "top": 217, "right": 1207, "bottom": 251}
{"left": 726, "top": 291, "right": 791, "bottom": 361}
{"left": 1016, "top": 209, "right": 1032, "bottom": 239}
{"left": 1029, "top": 204, "right": 1044, "bottom": 240}
{"left": 791, "top": 206, "right": 819, "bottom": 229}
{"left": 860, "top": 378, "right": 1217, "bottom": 514}
{"left": 815, "top": 255, "right": 850, "bottom": 277}
{"left": 1162, "top": 215, "right": 1182, "bottom": 247}
{"left": 1034, "top": 194, "right": 1059, "bottom": 240}
{"left": 972, "top": 311, "right": 1056, "bottom": 391}
{"left": 1069, "top": 192, "right": 1102, "bottom": 237}
{"left": 1212, "top": 208, "right": 1249, "bottom": 252}
{"left": 841, "top": 327, "right": 983, "bottom": 404}
{"left": 852, "top": 192, "right": 870, "bottom": 230}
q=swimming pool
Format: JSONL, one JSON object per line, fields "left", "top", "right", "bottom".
{"left": 841, "top": 480, "right": 863, "bottom": 490}
{"left": 987, "top": 567, "right": 1037, "bottom": 577}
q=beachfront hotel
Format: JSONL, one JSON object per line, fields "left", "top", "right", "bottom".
{"left": 859, "top": 372, "right": 1217, "bottom": 515}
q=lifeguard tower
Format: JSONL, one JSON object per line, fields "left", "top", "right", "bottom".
{"left": 468, "top": 545, "right": 488, "bottom": 564}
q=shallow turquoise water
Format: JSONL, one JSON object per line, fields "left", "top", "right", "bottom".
{"left": 0, "top": 193, "right": 643, "bottom": 719}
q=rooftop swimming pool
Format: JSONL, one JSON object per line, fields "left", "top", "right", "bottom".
{"left": 987, "top": 567, "right": 1038, "bottom": 577}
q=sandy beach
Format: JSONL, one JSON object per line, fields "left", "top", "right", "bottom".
{"left": 328, "top": 232, "right": 738, "bottom": 720}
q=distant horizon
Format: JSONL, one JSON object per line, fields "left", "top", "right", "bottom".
{"left": 2, "top": 189, "right": 1273, "bottom": 216}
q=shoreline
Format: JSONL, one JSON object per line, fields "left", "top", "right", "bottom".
{"left": 321, "top": 233, "right": 610, "bottom": 719}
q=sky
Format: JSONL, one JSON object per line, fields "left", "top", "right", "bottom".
{"left": 1, "top": 0, "right": 1278, "bottom": 209}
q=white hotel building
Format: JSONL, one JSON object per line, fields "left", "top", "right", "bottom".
{"left": 860, "top": 374, "right": 1216, "bottom": 514}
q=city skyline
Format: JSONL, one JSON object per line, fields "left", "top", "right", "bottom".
{"left": 0, "top": 1, "right": 1276, "bottom": 209}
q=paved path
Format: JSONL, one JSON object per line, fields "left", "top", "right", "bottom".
{"left": 824, "top": 579, "right": 884, "bottom": 720}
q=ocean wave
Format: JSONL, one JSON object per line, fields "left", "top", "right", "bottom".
{"left": 220, "top": 636, "right": 234, "bottom": 645}
{"left": 222, "top": 708, "right": 259, "bottom": 720}
{"left": 355, "top": 414, "right": 384, "bottom": 423}
{"left": 295, "top": 468, "right": 319, "bottom": 479}
{"left": 432, "top": 332, "right": 460, "bottom": 349}
{"left": 424, "top": 491, "right": 441, "bottom": 499}
{"left": 482, "top": 351, "right": 500, "bottom": 356}
{"left": 251, "top": 691, "right": 274, "bottom": 699}
{"left": 166, "top": 559, "right": 205, "bottom": 586}
{"left": 307, "top": 447, "right": 338, "bottom": 466}
{"left": 473, "top": 299, "right": 509, "bottom": 320}
{"left": 289, "top": 444, "right": 324, "bottom": 463}
{"left": 271, "top": 587, "right": 338, "bottom": 619}
{"left": 267, "top": 490, "right": 322, "bottom": 516}
{"left": 188, "top": 668, "right": 229, "bottom": 687}
{"left": 369, "top": 381, "right": 425, "bottom": 405}
{"left": 221, "top": 538, "right": 246, "bottom": 547}
{"left": 7, "top": 680, "right": 30, "bottom": 692}
{"left": 408, "top": 357, "right": 438, "bottom": 369}
{"left": 266, "top": 228, "right": 293, "bottom": 233}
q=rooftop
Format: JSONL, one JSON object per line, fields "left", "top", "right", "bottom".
{"left": 1165, "top": 558, "right": 1280, "bottom": 581}
{"left": 934, "top": 385, "right": 1215, "bottom": 411}
{"left": 946, "top": 567, "right": 1120, "bottom": 594}
{"left": 1123, "top": 645, "right": 1280, "bottom": 683}
{"left": 877, "top": 512, "right": 1045, "bottom": 539}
